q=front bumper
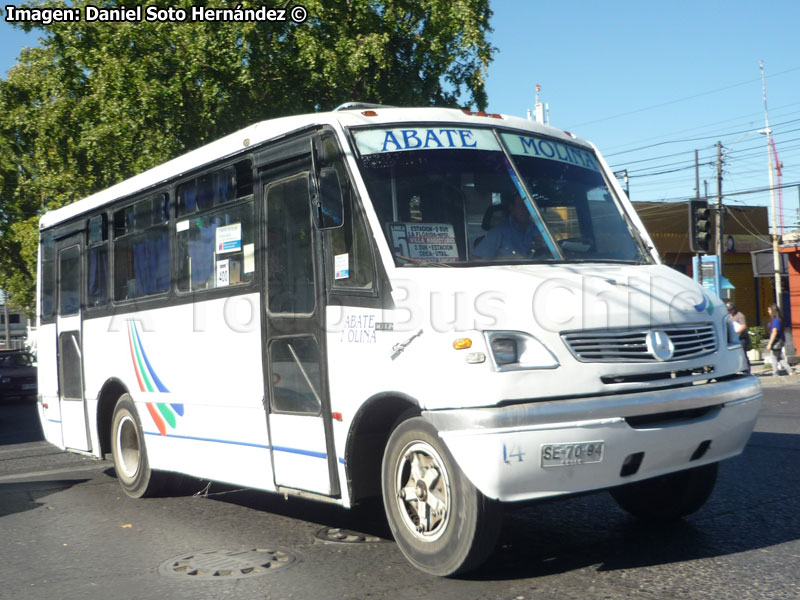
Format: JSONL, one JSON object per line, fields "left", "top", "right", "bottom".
{"left": 424, "top": 376, "right": 762, "bottom": 502}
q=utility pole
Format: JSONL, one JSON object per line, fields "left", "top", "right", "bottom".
{"left": 715, "top": 141, "right": 724, "bottom": 276}
{"left": 761, "top": 60, "right": 783, "bottom": 311}
{"left": 2, "top": 290, "right": 9, "bottom": 349}
{"left": 695, "top": 149, "right": 700, "bottom": 198}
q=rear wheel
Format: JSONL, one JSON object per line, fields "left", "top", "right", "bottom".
{"left": 111, "top": 394, "right": 164, "bottom": 498}
{"left": 610, "top": 462, "right": 718, "bottom": 521}
{"left": 381, "top": 417, "right": 502, "bottom": 576}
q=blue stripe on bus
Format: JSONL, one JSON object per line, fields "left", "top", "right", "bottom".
{"left": 132, "top": 323, "right": 170, "bottom": 393}
{"left": 143, "top": 430, "right": 344, "bottom": 462}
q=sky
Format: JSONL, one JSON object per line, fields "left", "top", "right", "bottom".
{"left": 2, "top": 1, "right": 799, "bottom": 233}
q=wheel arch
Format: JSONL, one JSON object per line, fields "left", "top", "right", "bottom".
{"left": 97, "top": 378, "right": 131, "bottom": 457}
{"left": 344, "top": 392, "right": 421, "bottom": 504}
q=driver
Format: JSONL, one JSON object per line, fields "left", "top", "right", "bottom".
{"left": 473, "top": 192, "right": 545, "bottom": 259}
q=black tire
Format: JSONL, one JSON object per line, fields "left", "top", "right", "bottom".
{"left": 381, "top": 417, "right": 502, "bottom": 576}
{"left": 110, "top": 394, "right": 164, "bottom": 498}
{"left": 610, "top": 462, "right": 718, "bottom": 521}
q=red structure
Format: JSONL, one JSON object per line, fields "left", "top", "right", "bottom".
{"left": 780, "top": 245, "right": 800, "bottom": 333}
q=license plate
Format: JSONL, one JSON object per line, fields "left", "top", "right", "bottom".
{"left": 541, "top": 441, "right": 605, "bottom": 467}
{"left": 21, "top": 383, "right": 37, "bottom": 390}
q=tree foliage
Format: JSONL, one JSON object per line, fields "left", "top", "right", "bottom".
{"left": 0, "top": 0, "right": 494, "bottom": 313}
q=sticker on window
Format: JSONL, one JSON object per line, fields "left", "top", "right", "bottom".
{"left": 216, "top": 223, "right": 242, "bottom": 253}
{"left": 243, "top": 243, "right": 255, "bottom": 273}
{"left": 334, "top": 253, "right": 350, "bottom": 279}
{"left": 216, "top": 259, "right": 230, "bottom": 287}
{"left": 388, "top": 223, "right": 459, "bottom": 263}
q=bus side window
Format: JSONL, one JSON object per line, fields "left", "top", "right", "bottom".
{"left": 175, "top": 200, "right": 256, "bottom": 292}
{"left": 266, "top": 175, "right": 315, "bottom": 315}
{"left": 40, "top": 234, "right": 56, "bottom": 319}
{"left": 329, "top": 190, "right": 375, "bottom": 291}
{"left": 175, "top": 161, "right": 255, "bottom": 293}
{"left": 113, "top": 194, "right": 170, "bottom": 301}
{"left": 269, "top": 337, "right": 322, "bottom": 414}
{"left": 87, "top": 214, "right": 109, "bottom": 307}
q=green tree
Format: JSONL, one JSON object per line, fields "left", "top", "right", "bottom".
{"left": 0, "top": 0, "right": 494, "bottom": 314}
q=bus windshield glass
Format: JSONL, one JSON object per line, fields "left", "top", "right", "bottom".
{"left": 353, "top": 126, "right": 648, "bottom": 266}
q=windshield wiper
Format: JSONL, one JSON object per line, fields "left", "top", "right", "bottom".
{"left": 561, "top": 258, "right": 646, "bottom": 264}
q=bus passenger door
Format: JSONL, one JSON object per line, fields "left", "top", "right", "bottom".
{"left": 262, "top": 160, "right": 339, "bottom": 497}
{"left": 55, "top": 234, "right": 91, "bottom": 451}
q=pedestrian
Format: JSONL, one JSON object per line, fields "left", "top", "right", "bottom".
{"left": 726, "top": 302, "right": 750, "bottom": 373}
{"left": 765, "top": 303, "right": 795, "bottom": 376}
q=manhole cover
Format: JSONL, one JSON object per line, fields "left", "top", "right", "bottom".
{"left": 314, "top": 526, "right": 386, "bottom": 544}
{"left": 159, "top": 548, "right": 297, "bottom": 580}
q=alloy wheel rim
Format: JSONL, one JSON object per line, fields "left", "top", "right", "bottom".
{"left": 116, "top": 413, "right": 141, "bottom": 482}
{"left": 394, "top": 440, "right": 451, "bottom": 542}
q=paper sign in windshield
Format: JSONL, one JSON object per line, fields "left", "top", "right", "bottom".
{"left": 388, "top": 223, "right": 459, "bottom": 263}
{"left": 216, "top": 223, "right": 242, "bottom": 254}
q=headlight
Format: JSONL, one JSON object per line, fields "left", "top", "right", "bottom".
{"left": 491, "top": 338, "right": 518, "bottom": 365}
{"left": 485, "top": 331, "right": 559, "bottom": 371}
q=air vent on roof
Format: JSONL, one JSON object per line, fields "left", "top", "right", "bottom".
{"left": 333, "top": 102, "right": 395, "bottom": 112}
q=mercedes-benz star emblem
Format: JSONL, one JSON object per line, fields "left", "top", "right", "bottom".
{"left": 646, "top": 330, "right": 675, "bottom": 361}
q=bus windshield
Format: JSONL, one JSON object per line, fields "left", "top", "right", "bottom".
{"left": 353, "top": 126, "right": 649, "bottom": 266}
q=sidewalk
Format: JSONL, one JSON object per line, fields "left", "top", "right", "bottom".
{"left": 749, "top": 357, "right": 799, "bottom": 387}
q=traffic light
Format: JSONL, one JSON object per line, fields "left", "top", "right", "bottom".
{"left": 689, "top": 199, "right": 711, "bottom": 254}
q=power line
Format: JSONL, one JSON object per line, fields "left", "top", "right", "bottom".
{"left": 607, "top": 116, "right": 800, "bottom": 160}
{"left": 628, "top": 161, "right": 714, "bottom": 179}
{"left": 601, "top": 100, "right": 800, "bottom": 154}
{"left": 566, "top": 66, "right": 800, "bottom": 130}
{"left": 637, "top": 180, "right": 800, "bottom": 203}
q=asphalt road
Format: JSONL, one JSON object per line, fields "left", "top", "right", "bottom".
{"left": 0, "top": 379, "right": 798, "bottom": 600}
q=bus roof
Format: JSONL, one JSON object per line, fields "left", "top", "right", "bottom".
{"left": 38, "top": 107, "right": 591, "bottom": 231}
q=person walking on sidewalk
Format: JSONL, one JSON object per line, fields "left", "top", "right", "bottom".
{"left": 766, "top": 303, "right": 795, "bottom": 376}
{"left": 727, "top": 302, "right": 750, "bottom": 373}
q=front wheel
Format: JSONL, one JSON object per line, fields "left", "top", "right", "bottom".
{"left": 610, "top": 462, "right": 718, "bottom": 521}
{"left": 110, "top": 394, "right": 164, "bottom": 498}
{"left": 381, "top": 417, "right": 502, "bottom": 576}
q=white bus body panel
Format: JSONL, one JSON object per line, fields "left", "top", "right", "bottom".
{"left": 79, "top": 294, "right": 275, "bottom": 490}
{"left": 324, "top": 259, "right": 758, "bottom": 503}
{"left": 36, "top": 322, "right": 63, "bottom": 447}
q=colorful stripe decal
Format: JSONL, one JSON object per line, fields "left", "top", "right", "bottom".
{"left": 142, "top": 430, "right": 344, "bottom": 463}
{"left": 127, "top": 322, "right": 147, "bottom": 392}
{"left": 127, "top": 319, "right": 184, "bottom": 436}
{"left": 132, "top": 322, "right": 170, "bottom": 393}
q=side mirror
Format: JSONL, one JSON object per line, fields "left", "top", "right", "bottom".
{"left": 309, "top": 136, "right": 344, "bottom": 229}
{"left": 316, "top": 167, "right": 344, "bottom": 229}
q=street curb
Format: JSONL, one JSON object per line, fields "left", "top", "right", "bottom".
{"left": 753, "top": 373, "right": 800, "bottom": 387}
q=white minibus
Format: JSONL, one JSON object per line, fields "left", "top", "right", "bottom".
{"left": 37, "top": 105, "right": 761, "bottom": 575}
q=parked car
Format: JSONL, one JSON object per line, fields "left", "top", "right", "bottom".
{"left": 0, "top": 350, "right": 37, "bottom": 402}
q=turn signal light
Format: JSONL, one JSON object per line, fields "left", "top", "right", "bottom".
{"left": 452, "top": 338, "right": 473, "bottom": 350}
